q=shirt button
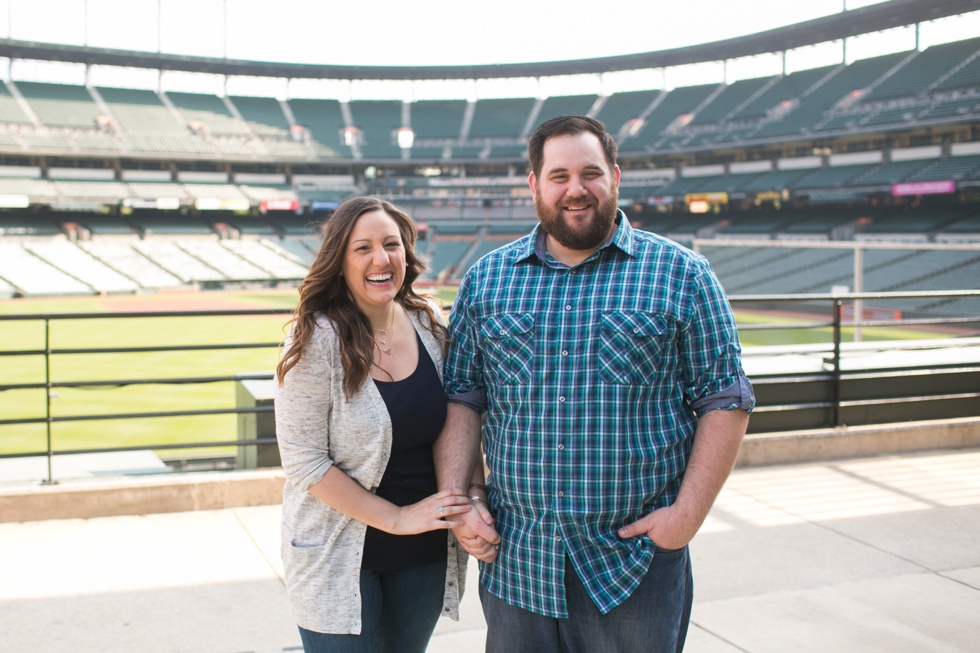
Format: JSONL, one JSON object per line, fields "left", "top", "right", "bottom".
{"left": 561, "top": 350, "right": 568, "bottom": 356}
{"left": 558, "top": 396, "right": 565, "bottom": 403}
{"left": 565, "top": 305, "right": 572, "bottom": 311}
{"left": 557, "top": 491, "right": 565, "bottom": 497}
{"left": 557, "top": 443, "right": 564, "bottom": 450}
{"left": 554, "top": 535, "right": 562, "bottom": 542}
{"left": 633, "top": 328, "right": 641, "bottom": 334}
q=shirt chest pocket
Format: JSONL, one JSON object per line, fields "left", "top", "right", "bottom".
{"left": 481, "top": 313, "right": 534, "bottom": 386}
{"left": 599, "top": 311, "right": 671, "bottom": 385}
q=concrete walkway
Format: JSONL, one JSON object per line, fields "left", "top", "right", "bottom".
{"left": 1, "top": 447, "right": 978, "bottom": 653}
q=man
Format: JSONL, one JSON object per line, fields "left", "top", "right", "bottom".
{"left": 435, "top": 115, "right": 754, "bottom": 653}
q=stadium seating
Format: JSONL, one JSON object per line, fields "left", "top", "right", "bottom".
{"left": 0, "top": 40, "right": 974, "bottom": 168}
{"left": 348, "top": 100, "right": 404, "bottom": 159}
{"left": 20, "top": 133, "right": 72, "bottom": 150}
{"left": 921, "top": 95, "right": 980, "bottom": 120}
{"left": 220, "top": 240, "right": 308, "bottom": 279}
{"left": 468, "top": 98, "right": 536, "bottom": 138}
{"left": 228, "top": 95, "right": 292, "bottom": 137}
{"left": 906, "top": 154, "right": 980, "bottom": 181}
{"left": 408, "top": 100, "right": 467, "bottom": 140}
{"left": 54, "top": 180, "right": 131, "bottom": 202}
{"left": 849, "top": 160, "right": 930, "bottom": 186}
{"left": 934, "top": 51, "right": 980, "bottom": 92}
{"left": 741, "top": 169, "right": 813, "bottom": 193}
{"left": 623, "top": 84, "right": 718, "bottom": 150}
{"left": 690, "top": 76, "right": 776, "bottom": 125}
{"left": 535, "top": 94, "right": 600, "bottom": 125}
{"left": 77, "top": 240, "right": 184, "bottom": 289}
{"left": 864, "top": 37, "right": 980, "bottom": 102}
{"left": 0, "top": 242, "right": 95, "bottom": 295}
{"left": 0, "top": 30, "right": 978, "bottom": 315}
{"left": 177, "top": 240, "right": 272, "bottom": 279}
{"left": 593, "top": 90, "right": 661, "bottom": 136}
{"left": 751, "top": 53, "right": 907, "bottom": 139}
{"left": 0, "top": 275, "right": 16, "bottom": 299}
{"left": 856, "top": 206, "right": 969, "bottom": 238}
{"left": 16, "top": 81, "right": 102, "bottom": 129}
{"left": 792, "top": 164, "right": 875, "bottom": 190}
{"left": 0, "top": 177, "right": 59, "bottom": 202}
{"left": 275, "top": 238, "right": 318, "bottom": 266}
{"left": 287, "top": 98, "right": 352, "bottom": 158}
{"left": 733, "top": 66, "right": 837, "bottom": 123}
{"left": 168, "top": 91, "right": 250, "bottom": 137}
{"left": 408, "top": 145, "right": 446, "bottom": 160}
{"left": 0, "top": 82, "right": 34, "bottom": 124}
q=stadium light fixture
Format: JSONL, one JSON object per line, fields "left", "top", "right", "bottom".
{"left": 397, "top": 127, "right": 415, "bottom": 149}
{"left": 343, "top": 126, "right": 361, "bottom": 146}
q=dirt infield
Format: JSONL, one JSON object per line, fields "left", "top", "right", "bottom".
{"left": 96, "top": 291, "right": 283, "bottom": 313}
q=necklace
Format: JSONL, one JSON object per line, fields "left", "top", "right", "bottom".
{"left": 372, "top": 306, "right": 395, "bottom": 356}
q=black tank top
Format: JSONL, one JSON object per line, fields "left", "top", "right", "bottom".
{"left": 362, "top": 330, "right": 448, "bottom": 570}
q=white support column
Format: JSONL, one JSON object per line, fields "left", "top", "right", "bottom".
{"left": 853, "top": 244, "right": 864, "bottom": 342}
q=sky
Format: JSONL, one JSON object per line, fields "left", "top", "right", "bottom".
{"left": 1, "top": 0, "right": 979, "bottom": 99}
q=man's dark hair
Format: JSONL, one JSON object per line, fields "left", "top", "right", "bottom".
{"left": 527, "top": 115, "right": 618, "bottom": 178}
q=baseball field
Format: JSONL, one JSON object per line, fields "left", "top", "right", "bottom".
{"left": 0, "top": 288, "right": 946, "bottom": 459}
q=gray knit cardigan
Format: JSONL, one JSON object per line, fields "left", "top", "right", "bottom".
{"left": 274, "top": 305, "right": 467, "bottom": 634}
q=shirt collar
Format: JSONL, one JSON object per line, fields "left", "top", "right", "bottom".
{"left": 516, "top": 209, "right": 636, "bottom": 265}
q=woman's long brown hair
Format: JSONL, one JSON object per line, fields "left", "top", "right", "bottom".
{"left": 275, "top": 196, "right": 447, "bottom": 399}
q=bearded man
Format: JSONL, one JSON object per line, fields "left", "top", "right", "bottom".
{"left": 435, "top": 115, "right": 755, "bottom": 653}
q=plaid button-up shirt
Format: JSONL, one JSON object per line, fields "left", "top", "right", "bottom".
{"left": 445, "top": 213, "right": 753, "bottom": 618}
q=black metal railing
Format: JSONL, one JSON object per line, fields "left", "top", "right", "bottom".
{"left": 732, "top": 290, "right": 980, "bottom": 433}
{"left": 1, "top": 292, "right": 978, "bottom": 484}
{"left": 0, "top": 308, "right": 290, "bottom": 483}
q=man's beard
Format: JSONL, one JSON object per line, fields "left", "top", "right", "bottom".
{"left": 535, "top": 188, "right": 619, "bottom": 251}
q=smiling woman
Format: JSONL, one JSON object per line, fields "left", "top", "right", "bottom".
{"left": 272, "top": 196, "right": 488, "bottom": 651}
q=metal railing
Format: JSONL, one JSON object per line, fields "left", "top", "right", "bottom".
{"left": 733, "top": 290, "right": 980, "bottom": 432}
{"left": 1, "top": 291, "right": 978, "bottom": 484}
{"left": 0, "top": 308, "right": 290, "bottom": 483}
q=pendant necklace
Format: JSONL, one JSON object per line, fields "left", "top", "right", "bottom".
{"left": 373, "top": 306, "right": 395, "bottom": 356}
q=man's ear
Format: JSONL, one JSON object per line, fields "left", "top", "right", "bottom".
{"left": 613, "top": 164, "right": 621, "bottom": 188}
{"left": 528, "top": 170, "right": 537, "bottom": 195}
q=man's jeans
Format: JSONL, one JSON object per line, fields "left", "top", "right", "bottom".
{"left": 481, "top": 547, "right": 693, "bottom": 653}
{"left": 298, "top": 558, "right": 447, "bottom": 653}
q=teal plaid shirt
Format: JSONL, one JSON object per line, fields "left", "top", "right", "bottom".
{"left": 444, "top": 213, "right": 753, "bottom": 618}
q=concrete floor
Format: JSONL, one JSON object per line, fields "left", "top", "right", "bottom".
{"left": 1, "top": 447, "right": 978, "bottom": 653}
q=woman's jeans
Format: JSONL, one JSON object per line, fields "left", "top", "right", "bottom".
{"left": 481, "top": 547, "right": 693, "bottom": 653}
{"left": 298, "top": 558, "right": 447, "bottom": 653}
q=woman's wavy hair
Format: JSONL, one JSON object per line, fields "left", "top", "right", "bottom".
{"left": 276, "top": 196, "right": 447, "bottom": 398}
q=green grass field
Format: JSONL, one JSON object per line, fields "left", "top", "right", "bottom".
{"left": 0, "top": 288, "right": 946, "bottom": 458}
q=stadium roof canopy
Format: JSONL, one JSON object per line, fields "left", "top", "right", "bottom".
{"left": 0, "top": 0, "right": 976, "bottom": 80}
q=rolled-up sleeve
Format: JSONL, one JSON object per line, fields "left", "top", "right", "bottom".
{"left": 274, "top": 329, "right": 336, "bottom": 491}
{"left": 444, "top": 274, "right": 486, "bottom": 402}
{"left": 680, "top": 263, "right": 755, "bottom": 415}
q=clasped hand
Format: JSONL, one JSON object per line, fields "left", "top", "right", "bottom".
{"left": 444, "top": 493, "right": 500, "bottom": 563}
{"left": 390, "top": 489, "right": 472, "bottom": 535}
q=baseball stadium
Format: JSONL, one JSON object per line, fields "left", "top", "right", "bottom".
{"left": 1, "top": 0, "right": 979, "bottom": 651}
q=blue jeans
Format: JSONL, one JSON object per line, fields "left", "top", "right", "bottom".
{"left": 481, "top": 547, "right": 693, "bottom": 653}
{"left": 298, "top": 558, "right": 447, "bottom": 653}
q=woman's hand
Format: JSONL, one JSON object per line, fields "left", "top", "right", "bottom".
{"left": 389, "top": 489, "right": 473, "bottom": 535}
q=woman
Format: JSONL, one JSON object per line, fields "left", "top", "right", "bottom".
{"left": 275, "top": 196, "right": 480, "bottom": 652}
